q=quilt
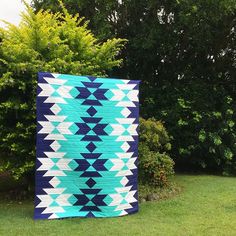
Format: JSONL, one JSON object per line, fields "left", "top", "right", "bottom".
{"left": 34, "top": 72, "right": 140, "bottom": 219}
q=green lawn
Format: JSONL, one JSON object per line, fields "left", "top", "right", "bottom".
{"left": 0, "top": 175, "right": 236, "bottom": 236}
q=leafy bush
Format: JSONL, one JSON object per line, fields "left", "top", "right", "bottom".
{"left": 144, "top": 84, "right": 236, "bottom": 176}
{"left": 138, "top": 118, "right": 174, "bottom": 187}
{"left": 0, "top": 3, "right": 126, "bottom": 180}
{"left": 139, "top": 117, "right": 172, "bottom": 152}
{"left": 34, "top": 0, "right": 236, "bottom": 176}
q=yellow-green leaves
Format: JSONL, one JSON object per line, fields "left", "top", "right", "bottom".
{"left": 0, "top": 3, "right": 126, "bottom": 179}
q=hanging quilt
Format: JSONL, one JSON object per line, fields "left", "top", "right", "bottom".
{"left": 34, "top": 72, "right": 140, "bottom": 219}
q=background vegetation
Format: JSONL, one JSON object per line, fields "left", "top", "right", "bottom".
{"left": 139, "top": 118, "right": 174, "bottom": 187}
{"left": 0, "top": 4, "right": 126, "bottom": 180}
{"left": 32, "top": 0, "right": 236, "bottom": 175}
{"left": 0, "top": 0, "right": 236, "bottom": 193}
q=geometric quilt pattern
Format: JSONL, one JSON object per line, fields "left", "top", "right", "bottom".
{"left": 34, "top": 72, "right": 140, "bottom": 219}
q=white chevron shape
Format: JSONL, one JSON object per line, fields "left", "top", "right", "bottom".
{"left": 127, "top": 124, "right": 138, "bottom": 135}
{"left": 125, "top": 190, "right": 137, "bottom": 203}
{"left": 116, "top": 136, "right": 134, "bottom": 142}
{"left": 45, "top": 134, "right": 67, "bottom": 140}
{"left": 37, "top": 158, "right": 54, "bottom": 171}
{"left": 116, "top": 169, "right": 133, "bottom": 176}
{"left": 44, "top": 152, "right": 66, "bottom": 158}
{"left": 120, "top": 177, "right": 129, "bottom": 186}
{"left": 38, "top": 121, "right": 55, "bottom": 134}
{"left": 50, "top": 141, "right": 61, "bottom": 152}
{"left": 43, "top": 77, "right": 66, "bottom": 85}
{"left": 51, "top": 73, "right": 60, "bottom": 78}
{"left": 56, "top": 159, "right": 72, "bottom": 171}
{"left": 109, "top": 193, "right": 123, "bottom": 206}
{"left": 43, "top": 188, "right": 66, "bottom": 194}
{"left": 109, "top": 187, "right": 136, "bottom": 209}
{"left": 126, "top": 158, "right": 137, "bottom": 170}
{"left": 38, "top": 83, "right": 55, "bottom": 97}
{"left": 110, "top": 89, "right": 125, "bottom": 101}
{"left": 115, "top": 203, "right": 132, "bottom": 211}
{"left": 121, "top": 80, "right": 130, "bottom": 84}
{"left": 127, "top": 90, "right": 139, "bottom": 102}
{"left": 110, "top": 124, "right": 125, "bottom": 135}
{"left": 116, "top": 118, "right": 135, "bottom": 124}
{"left": 117, "top": 84, "right": 136, "bottom": 90}
{"left": 45, "top": 115, "right": 67, "bottom": 122}
{"left": 115, "top": 186, "right": 132, "bottom": 193}
{"left": 121, "top": 142, "right": 130, "bottom": 152}
{"left": 56, "top": 194, "right": 72, "bottom": 206}
{"left": 42, "top": 206, "right": 65, "bottom": 214}
{"left": 116, "top": 152, "right": 133, "bottom": 159}
{"left": 116, "top": 101, "right": 135, "bottom": 107}
{"left": 56, "top": 86, "right": 73, "bottom": 98}
{"left": 50, "top": 104, "right": 61, "bottom": 115}
{"left": 121, "top": 108, "right": 131, "bottom": 117}
{"left": 49, "top": 177, "right": 61, "bottom": 188}
{"left": 119, "top": 210, "right": 127, "bottom": 216}
{"left": 48, "top": 213, "right": 59, "bottom": 219}
{"left": 36, "top": 195, "right": 53, "bottom": 208}
{"left": 44, "top": 97, "right": 67, "bottom": 104}
{"left": 110, "top": 159, "right": 125, "bottom": 171}
{"left": 56, "top": 122, "right": 73, "bottom": 134}
{"left": 43, "top": 170, "right": 66, "bottom": 177}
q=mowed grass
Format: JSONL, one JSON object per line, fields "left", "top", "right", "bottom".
{"left": 0, "top": 175, "right": 236, "bottom": 236}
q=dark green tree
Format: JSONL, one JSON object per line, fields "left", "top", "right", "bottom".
{"left": 33, "top": 0, "right": 236, "bottom": 175}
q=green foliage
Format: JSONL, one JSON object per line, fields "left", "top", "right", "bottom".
{"left": 33, "top": 0, "right": 236, "bottom": 175}
{"left": 139, "top": 118, "right": 174, "bottom": 187}
{"left": 139, "top": 117, "right": 172, "bottom": 152}
{"left": 139, "top": 145, "right": 175, "bottom": 187}
{"left": 153, "top": 86, "right": 236, "bottom": 175}
{"left": 0, "top": 3, "right": 126, "bottom": 179}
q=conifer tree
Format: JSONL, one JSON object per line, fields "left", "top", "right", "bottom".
{"left": 0, "top": 2, "right": 126, "bottom": 179}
